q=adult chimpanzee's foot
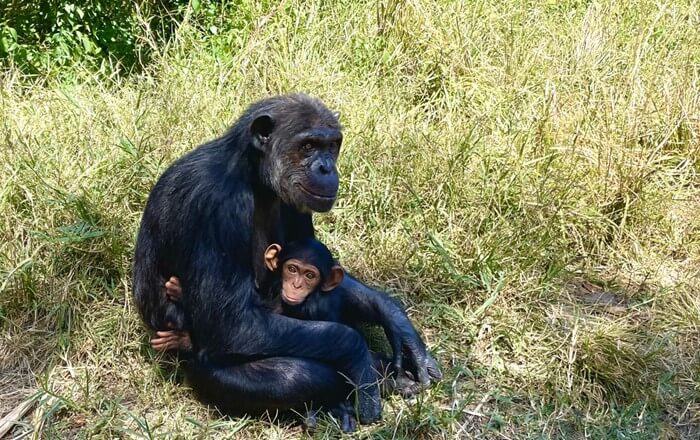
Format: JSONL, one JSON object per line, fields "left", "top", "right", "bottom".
{"left": 329, "top": 401, "right": 357, "bottom": 433}
{"left": 302, "top": 408, "right": 319, "bottom": 432}
{"left": 372, "top": 352, "right": 423, "bottom": 398}
{"left": 303, "top": 401, "right": 357, "bottom": 433}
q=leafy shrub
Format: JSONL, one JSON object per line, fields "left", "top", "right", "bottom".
{"left": 0, "top": 1, "right": 142, "bottom": 73}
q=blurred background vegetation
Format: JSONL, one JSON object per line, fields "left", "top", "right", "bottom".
{"left": 1, "top": 0, "right": 228, "bottom": 74}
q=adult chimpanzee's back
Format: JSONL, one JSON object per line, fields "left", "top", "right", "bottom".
{"left": 133, "top": 139, "right": 255, "bottom": 341}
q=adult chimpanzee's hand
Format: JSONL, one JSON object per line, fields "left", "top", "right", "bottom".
{"left": 339, "top": 274, "right": 442, "bottom": 388}
{"left": 401, "top": 345, "right": 443, "bottom": 388}
{"left": 387, "top": 306, "right": 443, "bottom": 387}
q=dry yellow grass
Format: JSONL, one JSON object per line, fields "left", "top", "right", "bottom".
{"left": 1, "top": 0, "right": 699, "bottom": 438}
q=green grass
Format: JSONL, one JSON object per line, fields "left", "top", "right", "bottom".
{"left": 1, "top": 0, "right": 699, "bottom": 438}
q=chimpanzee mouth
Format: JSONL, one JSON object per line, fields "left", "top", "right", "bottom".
{"left": 297, "top": 184, "right": 337, "bottom": 200}
{"left": 281, "top": 292, "right": 304, "bottom": 305}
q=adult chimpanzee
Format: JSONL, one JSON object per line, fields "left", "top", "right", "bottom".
{"left": 132, "top": 94, "right": 440, "bottom": 424}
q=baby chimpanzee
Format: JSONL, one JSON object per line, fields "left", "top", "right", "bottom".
{"left": 150, "top": 237, "right": 345, "bottom": 352}
{"left": 259, "top": 238, "right": 345, "bottom": 318}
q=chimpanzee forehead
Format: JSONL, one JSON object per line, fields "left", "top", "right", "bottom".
{"left": 279, "top": 238, "right": 335, "bottom": 277}
{"left": 271, "top": 96, "right": 339, "bottom": 128}
{"left": 294, "top": 126, "right": 342, "bottom": 143}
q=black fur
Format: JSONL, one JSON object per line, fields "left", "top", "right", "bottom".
{"left": 132, "top": 94, "right": 440, "bottom": 423}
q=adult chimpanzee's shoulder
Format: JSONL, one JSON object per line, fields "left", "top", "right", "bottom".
{"left": 154, "top": 138, "right": 249, "bottom": 203}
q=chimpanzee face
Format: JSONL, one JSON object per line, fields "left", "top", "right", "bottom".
{"left": 250, "top": 97, "right": 342, "bottom": 213}
{"left": 263, "top": 240, "right": 345, "bottom": 303}
{"left": 278, "top": 127, "right": 341, "bottom": 213}
{"left": 279, "top": 258, "right": 321, "bottom": 305}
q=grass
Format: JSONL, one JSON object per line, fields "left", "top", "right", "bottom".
{"left": 1, "top": 0, "right": 699, "bottom": 438}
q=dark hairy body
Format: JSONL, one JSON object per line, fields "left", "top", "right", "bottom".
{"left": 132, "top": 94, "right": 440, "bottom": 422}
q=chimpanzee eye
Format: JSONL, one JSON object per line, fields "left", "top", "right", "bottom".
{"left": 305, "top": 272, "right": 316, "bottom": 280}
{"left": 301, "top": 143, "right": 314, "bottom": 153}
{"left": 287, "top": 265, "right": 297, "bottom": 274}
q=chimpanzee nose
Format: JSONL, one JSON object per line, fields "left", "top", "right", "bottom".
{"left": 313, "top": 159, "right": 333, "bottom": 175}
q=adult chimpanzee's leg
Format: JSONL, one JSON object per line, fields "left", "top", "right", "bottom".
{"left": 184, "top": 356, "right": 350, "bottom": 413}
{"left": 212, "top": 309, "right": 381, "bottom": 422}
{"left": 186, "top": 356, "right": 358, "bottom": 432}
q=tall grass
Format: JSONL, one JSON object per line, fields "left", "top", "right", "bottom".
{"left": 1, "top": 0, "right": 699, "bottom": 438}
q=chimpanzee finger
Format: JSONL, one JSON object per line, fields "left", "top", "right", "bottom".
{"left": 167, "top": 276, "right": 180, "bottom": 285}
{"left": 393, "top": 373, "right": 422, "bottom": 398}
{"left": 151, "top": 340, "right": 171, "bottom": 351}
{"left": 341, "top": 411, "right": 357, "bottom": 433}
{"left": 426, "top": 354, "right": 443, "bottom": 381}
{"left": 416, "top": 362, "right": 431, "bottom": 386}
{"left": 389, "top": 333, "right": 403, "bottom": 372}
{"left": 151, "top": 334, "right": 177, "bottom": 343}
{"left": 151, "top": 335, "right": 177, "bottom": 348}
{"left": 303, "top": 408, "right": 318, "bottom": 432}
{"left": 403, "top": 341, "right": 431, "bottom": 386}
{"left": 329, "top": 401, "right": 357, "bottom": 433}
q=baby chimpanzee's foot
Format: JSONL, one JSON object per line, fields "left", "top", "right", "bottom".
{"left": 165, "top": 276, "right": 183, "bottom": 301}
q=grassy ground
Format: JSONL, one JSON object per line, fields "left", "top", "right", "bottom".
{"left": 1, "top": 0, "right": 699, "bottom": 438}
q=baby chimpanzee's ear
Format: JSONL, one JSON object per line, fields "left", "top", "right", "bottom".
{"left": 321, "top": 264, "right": 344, "bottom": 292}
{"left": 264, "top": 244, "right": 282, "bottom": 271}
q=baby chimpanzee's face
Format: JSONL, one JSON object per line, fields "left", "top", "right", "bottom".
{"left": 280, "top": 258, "right": 321, "bottom": 305}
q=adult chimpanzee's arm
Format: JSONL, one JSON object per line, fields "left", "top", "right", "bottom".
{"left": 336, "top": 274, "right": 442, "bottom": 387}
{"left": 279, "top": 206, "right": 441, "bottom": 386}
{"left": 133, "top": 190, "right": 171, "bottom": 332}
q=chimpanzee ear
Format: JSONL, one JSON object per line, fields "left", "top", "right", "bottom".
{"left": 251, "top": 114, "right": 274, "bottom": 151}
{"left": 264, "top": 243, "right": 282, "bottom": 271}
{"left": 321, "top": 264, "right": 344, "bottom": 292}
